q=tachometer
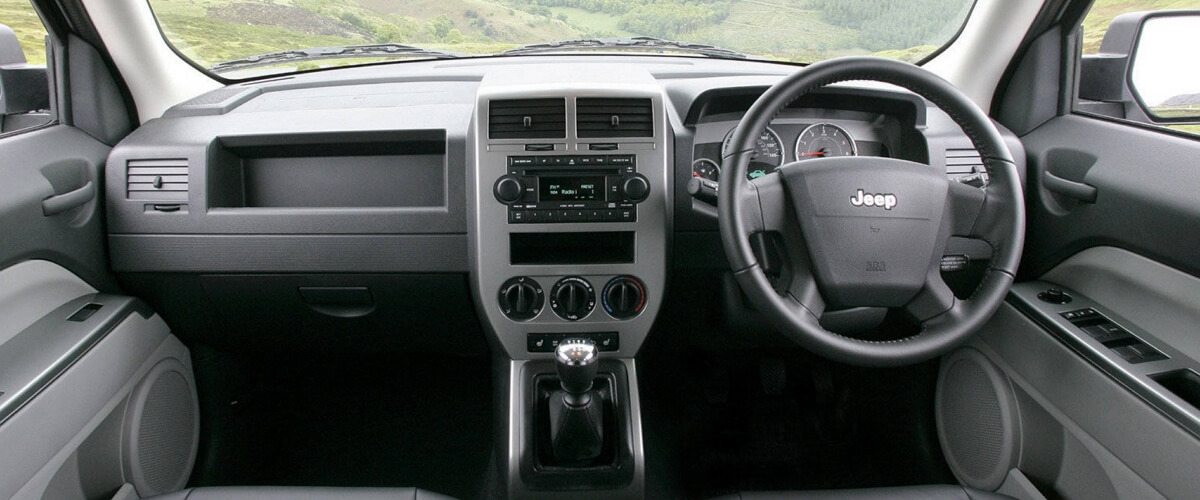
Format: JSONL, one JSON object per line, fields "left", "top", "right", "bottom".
{"left": 723, "top": 127, "right": 784, "bottom": 180}
{"left": 794, "top": 123, "right": 857, "bottom": 161}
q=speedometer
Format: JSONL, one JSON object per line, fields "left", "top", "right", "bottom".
{"left": 723, "top": 127, "right": 784, "bottom": 180}
{"left": 794, "top": 123, "right": 857, "bottom": 160}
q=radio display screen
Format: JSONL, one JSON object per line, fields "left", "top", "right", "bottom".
{"left": 540, "top": 176, "right": 604, "bottom": 202}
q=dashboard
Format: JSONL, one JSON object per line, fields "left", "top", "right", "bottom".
{"left": 103, "top": 55, "right": 1022, "bottom": 359}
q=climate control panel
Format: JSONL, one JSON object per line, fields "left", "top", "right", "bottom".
{"left": 497, "top": 275, "right": 648, "bottom": 322}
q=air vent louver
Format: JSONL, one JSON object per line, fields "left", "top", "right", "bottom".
{"left": 488, "top": 98, "right": 566, "bottom": 139}
{"left": 945, "top": 148, "right": 988, "bottom": 185}
{"left": 127, "top": 159, "right": 188, "bottom": 201}
{"left": 576, "top": 97, "right": 653, "bottom": 138}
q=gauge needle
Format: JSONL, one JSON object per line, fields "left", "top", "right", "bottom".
{"left": 800, "top": 151, "right": 826, "bottom": 157}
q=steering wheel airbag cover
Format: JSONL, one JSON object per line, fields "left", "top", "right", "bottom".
{"left": 778, "top": 157, "right": 949, "bottom": 308}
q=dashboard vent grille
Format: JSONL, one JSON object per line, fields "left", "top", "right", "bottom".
{"left": 945, "top": 148, "right": 988, "bottom": 185}
{"left": 576, "top": 97, "right": 653, "bottom": 138}
{"left": 488, "top": 98, "right": 566, "bottom": 139}
{"left": 127, "top": 159, "right": 188, "bottom": 201}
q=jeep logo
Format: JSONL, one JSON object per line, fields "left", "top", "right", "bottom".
{"left": 849, "top": 189, "right": 897, "bottom": 210}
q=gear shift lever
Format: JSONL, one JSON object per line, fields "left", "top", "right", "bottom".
{"left": 550, "top": 338, "right": 604, "bottom": 462}
{"left": 556, "top": 338, "right": 599, "bottom": 405}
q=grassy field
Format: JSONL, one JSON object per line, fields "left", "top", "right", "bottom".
{"left": 0, "top": 0, "right": 48, "bottom": 64}
{"left": 685, "top": 0, "right": 861, "bottom": 61}
{"left": 1082, "top": 0, "right": 1200, "bottom": 53}
{"left": 546, "top": 6, "right": 635, "bottom": 38}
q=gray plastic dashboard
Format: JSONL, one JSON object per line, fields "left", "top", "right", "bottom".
{"left": 106, "top": 55, "right": 1022, "bottom": 278}
{"left": 105, "top": 56, "right": 1022, "bottom": 274}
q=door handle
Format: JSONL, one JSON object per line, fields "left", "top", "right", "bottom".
{"left": 42, "top": 181, "right": 96, "bottom": 216}
{"left": 1042, "top": 172, "right": 1097, "bottom": 203}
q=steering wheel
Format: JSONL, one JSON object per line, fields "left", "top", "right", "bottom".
{"left": 719, "top": 57, "right": 1024, "bottom": 367}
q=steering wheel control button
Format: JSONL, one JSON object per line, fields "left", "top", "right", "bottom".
{"left": 1037, "top": 288, "right": 1072, "bottom": 304}
{"left": 498, "top": 277, "right": 544, "bottom": 321}
{"left": 550, "top": 277, "right": 595, "bottom": 321}
{"left": 602, "top": 276, "right": 646, "bottom": 319}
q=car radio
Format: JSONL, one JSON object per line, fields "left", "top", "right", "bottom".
{"left": 493, "top": 155, "right": 650, "bottom": 223}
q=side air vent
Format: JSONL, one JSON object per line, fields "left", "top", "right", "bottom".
{"left": 945, "top": 148, "right": 988, "bottom": 185}
{"left": 127, "top": 159, "right": 188, "bottom": 201}
{"left": 577, "top": 97, "right": 653, "bottom": 138}
{"left": 488, "top": 98, "right": 566, "bottom": 139}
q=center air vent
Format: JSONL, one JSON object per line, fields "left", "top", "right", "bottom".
{"left": 127, "top": 159, "right": 188, "bottom": 201}
{"left": 577, "top": 97, "right": 653, "bottom": 138}
{"left": 489, "top": 98, "right": 566, "bottom": 139}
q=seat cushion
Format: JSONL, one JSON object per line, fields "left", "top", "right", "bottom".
{"left": 715, "top": 484, "right": 1012, "bottom": 500}
{"left": 147, "top": 486, "right": 457, "bottom": 500}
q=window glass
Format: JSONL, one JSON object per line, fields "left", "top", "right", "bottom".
{"left": 145, "top": 0, "right": 977, "bottom": 79}
{"left": 0, "top": 0, "right": 46, "bottom": 63}
{"left": 1079, "top": 1, "right": 1200, "bottom": 135}
{"left": 0, "top": 0, "right": 53, "bottom": 135}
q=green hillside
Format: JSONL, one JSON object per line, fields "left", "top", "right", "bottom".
{"left": 0, "top": 0, "right": 48, "bottom": 64}
{"left": 1082, "top": 0, "right": 1200, "bottom": 53}
{"left": 8, "top": 0, "right": 1199, "bottom": 75}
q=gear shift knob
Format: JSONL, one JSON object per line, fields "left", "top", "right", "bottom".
{"left": 555, "top": 338, "right": 599, "bottom": 397}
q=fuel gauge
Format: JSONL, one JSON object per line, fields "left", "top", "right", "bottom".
{"left": 692, "top": 158, "right": 721, "bottom": 181}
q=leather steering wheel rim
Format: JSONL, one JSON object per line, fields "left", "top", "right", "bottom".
{"left": 718, "top": 56, "right": 1025, "bottom": 367}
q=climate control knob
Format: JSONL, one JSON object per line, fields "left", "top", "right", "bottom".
{"left": 498, "top": 277, "right": 543, "bottom": 320}
{"left": 494, "top": 175, "right": 526, "bottom": 205}
{"left": 619, "top": 174, "right": 650, "bottom": 203}
{"left": 603, "top": 276, "right": 646, "bottom": 319}
{"left": 550, "top": 277, "right": 595, "bottom": 321}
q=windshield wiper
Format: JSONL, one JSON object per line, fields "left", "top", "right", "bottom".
{"left": 209, "top": 43, "right": 465, "bottom": 73}
{"left": 501, "top": 36, "right": 756, "bottom": 60}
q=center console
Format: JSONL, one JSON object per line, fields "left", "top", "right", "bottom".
{"left": 470, "top": 77, "right": 670, "bottom": 498}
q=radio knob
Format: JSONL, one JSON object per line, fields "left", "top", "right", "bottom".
{"left": 494, "top": 175, "right": 526, "bottom": 205}
{"left": 603, "top": 276, "right": 646, "bottom": 319}
{"left": 619, "top": 174, "right": 650, "bottom": 203}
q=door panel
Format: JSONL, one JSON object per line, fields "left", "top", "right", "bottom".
{"left": 0, "top": 125, "right": 115, "bottom": 289}
{"left": 1020, "top": 114, "right": 1200, "bottom": 279}
{"left": 1041, "top": 246, "right": 1200, "bottom": 362}
{"left": 975, "top": 60, "right": 1200, "bottom": 497}
{"left": 1, "top": 90, "right": 196, "bottom": 500}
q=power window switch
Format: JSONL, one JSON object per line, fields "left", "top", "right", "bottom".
{"left": 1082, "top": 322, "right": 1131, "bottom": 342}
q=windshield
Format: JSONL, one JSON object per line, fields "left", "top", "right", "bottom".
{"left": 148, "top": 0, "right": 976, "bottom": 79}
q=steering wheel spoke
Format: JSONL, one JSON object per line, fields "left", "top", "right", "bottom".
{"left": 739, "top": 169, "right": 828, "bottom": 316}
{"left": 904, "top": 266, "right": 957, "bottom": 323}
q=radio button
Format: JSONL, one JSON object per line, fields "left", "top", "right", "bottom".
{"left": 509, "top": 210, "right": 528, "bottom": 223}
{"left": 608, "top": 155, "right": 635, "bottom": 166}
{"left": 509, "top": 156, "right": 535, "bottom": 167}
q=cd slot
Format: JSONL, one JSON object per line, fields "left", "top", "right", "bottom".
{"left": 523, "top": 168, "right": 622, "bottom": 176}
